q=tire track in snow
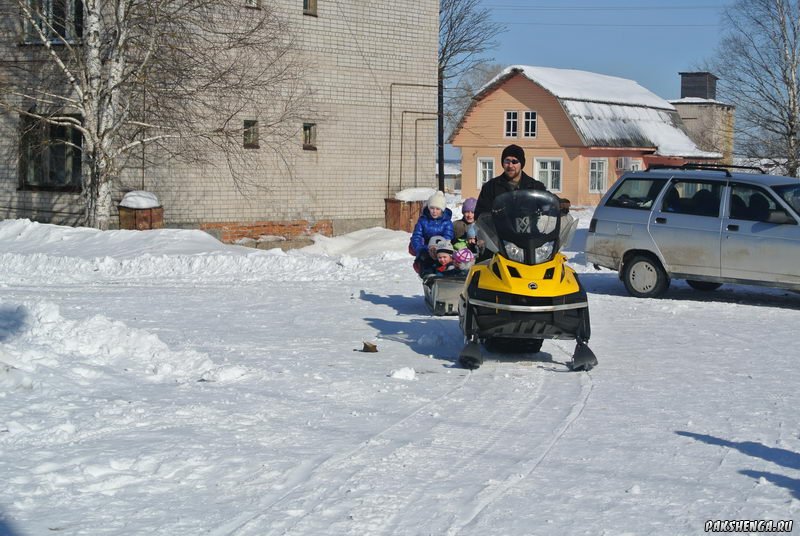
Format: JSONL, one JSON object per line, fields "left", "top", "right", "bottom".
{"left": 250, "top": 363, "right": 552, "bottom": 536}
{"left": 444, "top": 344, "right": 594, "bottom": 535}
{"left": 209, "top": 369, "right": 474, "bottom": 536}
{"left": 236, "top": 353, "right": 590, "bottom": 536}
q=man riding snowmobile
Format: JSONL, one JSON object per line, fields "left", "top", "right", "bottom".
{"left": 458, "top": 189, "right": 598, "bottom": 371}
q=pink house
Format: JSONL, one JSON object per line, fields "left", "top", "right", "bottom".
{"left": 450, "top": 65, "right": 721, "bottom": 205}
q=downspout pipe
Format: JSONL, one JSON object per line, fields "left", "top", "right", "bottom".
{"left": 387, "top": 82, "right": 437, "bottom": 197}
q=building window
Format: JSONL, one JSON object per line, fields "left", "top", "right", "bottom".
{"left": 536, "top": 158, "right": 562, "bottom": 192}
{"left": 504, "top": 111, "right": 517, "bottom": 137}
{"left": 243, "top": 120, "right": 259, "bottom": 148}
{"left": 615, "top": 156, "right": 643, "bottom": 173}
{"left": 19, "top": 115, "right": 82, "bottom": 191}
{"left": 589, "top": 158, "right": 607, "bottom": 193}
{"left": 477, "top": 158, "right": 494, "bottom": 187}
{"left": 303, "top": 0, "right": 317, "bottom": 16}
{"left": 523, "top": 111, "right": 537, "bottom": 138}
{"left": 303, "top": 123, "right": 317, "bottom": 150}
{"left": 24, "top": 0, "right": 83, "bottom": 43}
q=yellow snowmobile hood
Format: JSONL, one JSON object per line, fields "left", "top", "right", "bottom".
{"left": 466, "top": 252, "right": 581, "bottom": 298}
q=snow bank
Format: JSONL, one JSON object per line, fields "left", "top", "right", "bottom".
{"left": 0, "top": 301, "right": 215, "bottom": 391}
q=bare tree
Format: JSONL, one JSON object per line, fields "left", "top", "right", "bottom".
{"left": 1, "top": 0, "right": 307, "bottom": 229}
{"left": 438, "top": 0, "right": 504, "bottom": 190}
{"left": 444, "top": 62, "right": 503, "bottom": 139}
{"left": 711, "top": 0, "right": 800, "bottom": 176}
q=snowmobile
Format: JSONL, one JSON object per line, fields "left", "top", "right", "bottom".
{"left": 458, "top": 189, "right": 598, "bottom": 371}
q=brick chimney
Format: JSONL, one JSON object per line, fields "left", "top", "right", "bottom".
{"left": 679, "top": 72, "right": 718, "bottom": 99}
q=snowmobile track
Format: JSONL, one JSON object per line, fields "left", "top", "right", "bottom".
{"left": 444, "top": 344, "right": 594, "bottom": 535}
{"left": 216, "top": 370, "right": 474, "bottom": 536}
{"left": 224, "top": 351, "right": 594, "bottom": 536}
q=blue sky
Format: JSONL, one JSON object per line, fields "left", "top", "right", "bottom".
{"left": 479, "top": 0, "right": 733, "bottom": 101}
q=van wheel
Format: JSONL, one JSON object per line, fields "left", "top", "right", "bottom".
{"left": 622, "top": 255, "right": 670, "bottom": 298}
{"left": 686, "top": 280, "right": 723, "bottom": 291}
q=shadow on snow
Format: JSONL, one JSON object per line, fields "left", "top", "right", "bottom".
{"left": 0, "top": 304, "right": 28, "bottom": 342}
{"left": 676, "top": 431, "right": 800, "bottom": 499}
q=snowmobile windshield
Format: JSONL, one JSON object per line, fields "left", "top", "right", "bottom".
{"left": 475, "top": 190, "right": 563, "bottom": 265}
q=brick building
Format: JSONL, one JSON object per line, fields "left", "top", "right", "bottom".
{"left": 0, "top": 0, "right": 438, "bottom": 241}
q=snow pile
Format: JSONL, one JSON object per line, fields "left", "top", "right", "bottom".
{"left": 0, "top": 220, "right": 408, "bottom": 285}
{"left": 394, "top": 187, "right": 436, "bottom": 202}
{"left": 388, "top": 367, "right": 416, "bottom": 380}
{"left": 0, "top": 301, "right": 215, "bottom": 389}
{"left": 119, "top": 191, "right": 160, "bottom": 209}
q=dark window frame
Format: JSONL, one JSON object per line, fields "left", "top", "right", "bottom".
{"left": 19, "top": 114, "right": 83, "bottom": 193}
{"left": 243, "top": 120, "right": 259, "bottom": 149}
{"left": 22, "top": 0, "right": 84, "bottom": 45}
{"left": 302, "top": 122, "right": 317, "bottom": 151}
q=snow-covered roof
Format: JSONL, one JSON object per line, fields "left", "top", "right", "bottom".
{"left": 563, "top": 101, "right": 719, "bottom": 158}
{"left": 480, "top": 65, "right": 673, "bottom": 110}
{"left": 458, "top": 65, "right": 720, "bottom": 159}
{"left": 443, "top": 162, "right": 461, "bottom": 176}
{"left": 670, "top": 97, "right": 733, "bottom": 106}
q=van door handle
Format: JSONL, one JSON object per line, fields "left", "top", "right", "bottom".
{"left": 655, "top": 217, "right": 667, "bottom": 224}
{"left": 727, "top": 224, "right": 739, "bottom": 231}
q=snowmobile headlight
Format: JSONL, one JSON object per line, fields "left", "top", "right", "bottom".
{"left": 535, "top": 241, "right": 554, "bottom": 263}
{"left": 503, "top": 241, "right": 525, "bottom": 263}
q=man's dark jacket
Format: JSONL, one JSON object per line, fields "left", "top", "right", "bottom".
{"left": 474, "top": 172, "right": 547, "bottom": 219}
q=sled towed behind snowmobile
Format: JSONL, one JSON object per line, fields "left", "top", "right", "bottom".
{"left": 423, "top": 276, "right": 464, "bottom": 316}
{"left": 458, "top": 189, "right": 597, "bottom": 371}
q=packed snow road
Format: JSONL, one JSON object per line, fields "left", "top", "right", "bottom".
{"left": 1, "top": 219, "right": 799, "bottom": 535}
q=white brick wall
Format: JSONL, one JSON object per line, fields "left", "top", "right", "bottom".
{"left": 0, "top": 0, "right": 439, "bottom": 234}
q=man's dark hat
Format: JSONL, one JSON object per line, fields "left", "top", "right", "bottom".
{"left": 501, "top": 144, "right": 525, "bottom": 168}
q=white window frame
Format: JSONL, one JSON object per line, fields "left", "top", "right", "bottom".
{"left": 24, "top": 0, "right": 83, "bottom": 43}
{"left": 535, "top": 157, "right": 562, "bottom": 192}
{"left": 628, "top": 159, "right": 643, "bottom": 172}
{"left": 589, "top": 158, "right": 608, "bottom": 193}
{"left": 504, "top": 111, "right": 518, "bottom": 137}
{"left": 523, "top": 110, "right": 537, "bottom": 138}
{"left": 477, "top": 158, "right": 494, "bottom": 188}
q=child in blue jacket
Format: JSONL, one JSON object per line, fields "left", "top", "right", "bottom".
{"left": 409, "top": 191, "right": 454, "bottom": 276}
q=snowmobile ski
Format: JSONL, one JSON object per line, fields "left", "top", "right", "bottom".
{"left": 458, "top": 341, "right": 483, "bottom": 370}
{"left": 568, "top": 341, "right": 598, "bottom": 372}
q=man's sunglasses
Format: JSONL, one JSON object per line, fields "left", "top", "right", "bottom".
{"left": 503, "top": 158, "right": 520, "bottom": 165}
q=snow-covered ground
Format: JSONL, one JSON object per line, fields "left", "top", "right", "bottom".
{"left": 1, "top": 204, "right": 799, "bottom": 535}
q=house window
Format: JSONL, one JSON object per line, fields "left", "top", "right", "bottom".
{"left": 19, "top": 115, "right": 82, "bottom": 191}
{"left": 303, "top": 123, "right": 317, "bottom": 150}
{"left": 536, "top": 158, "right": 562, "bottom": 192}
{"left": 615, "top": 157, "right": 643, "bottom": 173}
{"left": 24, "top": 0, "right": 83, "bottom": 43}
{"left": 523, "top": 111, "right": 537, "bottom": 138}
{"left": 243, "top": 120, "right": 259, "bottom": 148}
{"left": 477, "top": 158, "right": 494, "bottom": 187}
{"left": 504, "top": 111, "right": 517, "bottom": 137}
{"left": 589, "top": 158, "right": 607, "bottom": 193}
{"left": 303, "top": 0, "right": 317, "bottom": 16}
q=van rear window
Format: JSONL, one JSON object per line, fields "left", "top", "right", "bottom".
{"left": 605, "top": 178, "right": 667, "bottom": 210}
